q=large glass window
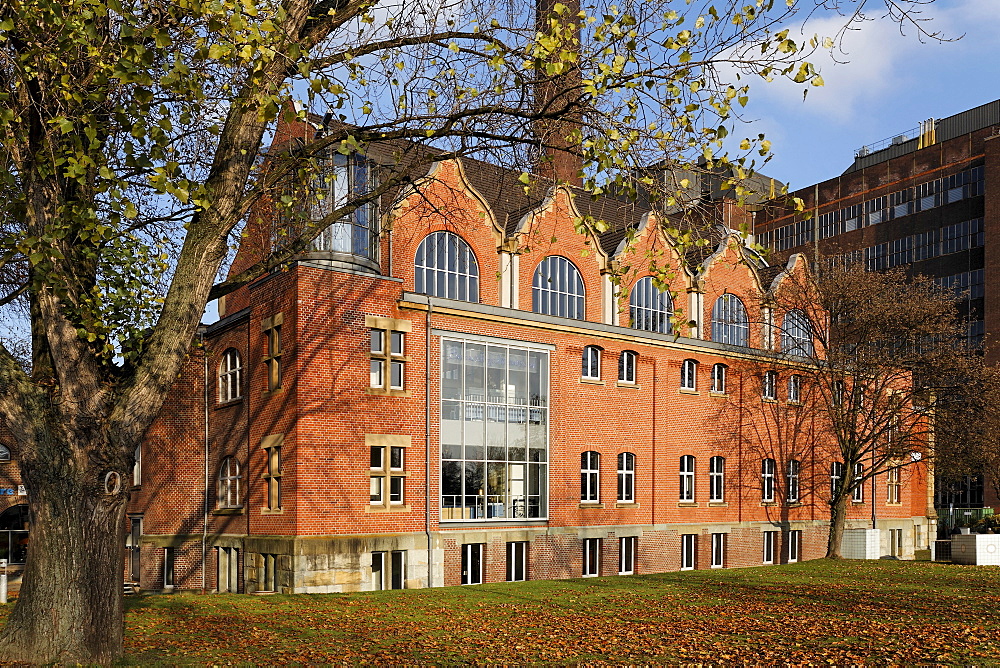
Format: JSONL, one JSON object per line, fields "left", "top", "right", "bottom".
{"left": 532, "top": 256, "right": 585, "bottom": 319}
{"left": 308, "top": 153, "right": 378, "bottom": 262}
{"left": 441, "top": 339, "right": 548, "bottom": 520}
{"left": 629, "top": 276, "right": 673, "bottom": 333}
{"left": 781, "top": 309, "right": 814, "bottom": 356}
{"left": 414, "top": 231, "right": 480, "bottom": 302}
{"left": 711, "top": 294, "right": 749, "bottom": 346}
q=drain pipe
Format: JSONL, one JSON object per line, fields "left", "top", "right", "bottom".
{"left": 201, "top": 330, "right": 209, "bottom": 592}
{"left": 425, "top": 298, "right": 433, "bottom": 588}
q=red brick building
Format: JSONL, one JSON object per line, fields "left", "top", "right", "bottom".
{"left": 124, "top": 115, "right": 933, "bottom": 593}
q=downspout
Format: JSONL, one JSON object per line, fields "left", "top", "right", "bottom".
{"left": 651, "top": 357, "right": 656, "bottom": 525}
{"left": 425, "top": 298, "right": 433, "bottom": 588}
{"left": 201, "top": 330, "right": 209, "bottom": 593}
{"left": 871, "top": 450, "right": 877, "bottom": 530}
{"left": 737, "top": 369, "right": 743, "bottom": 524}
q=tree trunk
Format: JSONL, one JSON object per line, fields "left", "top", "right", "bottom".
{"left": 825, "top": 493, "right": 849, "bottom": 559}
{"left": 0, "top": 456, "right": 128, "bottom": 663}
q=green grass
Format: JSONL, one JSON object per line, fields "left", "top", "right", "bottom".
{"left": 102, "top": 560, "right": 1000, "bottom": 664}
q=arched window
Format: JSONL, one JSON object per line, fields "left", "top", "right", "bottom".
{"left": 617, "top": 453, "right": 636, "bottom": 502}
{"left": 761, "top": 458, "right": 776, "bottom": 502}
{"left": 532, "top": 256, "right": 585, "bottom": 319}
{"left": 218, "top": 457, "right": 242, "bottom": 509}
{"left": 414, "top": 231, "right": 480, "bottom": 302}
{"left": 629, "top": 276, "right": 673, "bottom": 333}
{"left": 781, "top": 309, "right": 814, "bottom": 356}
{"left": 709, "top": 456, "right": 725, "bottom": 502}
{"left": 618, "top": 351, "right": 637, "bottom": 384}
{"left": 711, "top": 294, "right": 749, "bottom": 346}
{"left": 711, "top": 364, "right": 727, "bottom": 394}
{"left": 581, "top": 451, "right": 600, "bottom": 503}
{"left": 679, "top": 455, "right": 695, "bottom": 501}
{"left": 218, "top": 349, "right": 242, "bottom": 403}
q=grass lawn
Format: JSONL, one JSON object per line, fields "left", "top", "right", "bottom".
{"left": 82, "top": 560, "right": 1000, "bottom": 663}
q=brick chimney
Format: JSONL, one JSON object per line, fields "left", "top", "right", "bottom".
{"left": 533, "top": 0, "right": 583, "bottom": 187}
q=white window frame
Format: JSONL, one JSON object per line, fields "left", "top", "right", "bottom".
{"left": 132, "top": 444, "right": 141, "bottom": 488}
{"left": 887, "top": 466, "right": 901, "bottom": 504}
{"left": 762, "top": 370, "right": 777, "bottom": 400}
{"left": 889, "top": 528, "right": 903, "bottom": 557}
{"left": 788, "top": 374, "right": 801, "bottom": 403}
{"left": 414, "top": 231, "right": 480, "bottom": 302}
{"left": 629, "top": 276, "right": 673, "bottom": 333}
{"left": 761, "top": 458, "right": 776, "bottom": 502}
{"left": 461, "top": 543, "right": 484, "bottom": 585}
{"left": 582, "top": 345, "right": 601, "bottom": 380}
{"left": 831, "top": 461, "right": 844, "bottom": 498}
{"left": 852, "top": 462, "right": 864, "bottom": 502}
{"left": 617, "top": 452, "right": 635, "bottom": 503}
{"left": 786, "top": 459, "right": 800, "bottom": 503}
{"left": 618, "top": 536, "right": 637, "bottom": 575}
{"left": 681, "top": 359, "right": 697, "bottom": 391}
{"left": 711, "top": 533, "right": 725, "bottom": 569}
{"left": 218, "top": 348, "right": 243, "bottom": 403}
{"left": 681, "top": 534, "right": 696, "bottom": 571}
{"left": 580, "top": 451, "right": 600, "bottom": 503}
{"left": 218, "top": 456, "right": 242, "bottom": 509}
{"left": 709, "top": 456, "right": 725, "bottom": 502}
{"left": 711, "top": 363, "right": 727, "bottom": 394}
{"left": 618, "top": 350, "right": 637, "bottom": 384}
{"left": 506, "top": 541, "right": 528, "bottom": 582}
{"left": 532, "top": 255, "right": 586, "bottom": 320}
{"left": 372, "top": 550, "right": 406, "bottom": 590}
{"left": 582, "top": 537, "right": 601, "bottom": 577}
{"left": 788, "top": 530, "right": 801, "bottom": 563}
{"left": 762, "top": 530, "right": 776, "bottom": 564}
{"left": 679, "top": 455, "right": 695, "bottom": 502}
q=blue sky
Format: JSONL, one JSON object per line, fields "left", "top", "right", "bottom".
{"left": 733, "top": 0, "right": 1000, "bottom": 191}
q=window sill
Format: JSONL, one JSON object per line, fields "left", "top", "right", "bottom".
{"left": 579, "top": 378, "right": 604, "bottom": 385}
{"left": 760, "top": 501, "right": 779, "bottom": 507}
{"left": 578, "top": 503, "right": 605, "bottom": 509}
{"left": 261, "top": 388, "right": 284, "bottom": 398}
{"left": 762, "top": 397, "right": 777, "bottom": 404}
{"left": 616, "top": 382, "right": 640, "bottom": 389}
{"left": 885, "top": 502, "right": 902, "bottom": 507}
{"left": 367, "top": 504, "right": 411, "bottom": 513}
{"left": 709, "top": 392, "right": 728, "bottom": 398}
{"left": 786, "top": 502, "right": 804, "bottom": 508}
{"left": 851, "top": 501, "right": 866, "bottom": 505}
{"left": 367, "top": 388, "right": 413, "bottom": 398}
{"left": 707, "top": 501, "right": 729, "bottom": 508}
{"left": 678, "top": 388, "right": 699, "bottom": 395}
{"left": 215, "top": 399, "right": 244, "bottom": 410}
{"left": 614, "top": 502, "right": 640, "bottom": 509}
{"left": 260, "top": 508, "right": 284, "bottom": 515}
{"left": 213, "top": 508, "right": 245, "bottom": 516}
{"left": 787, "top": 401, "right": 804, "bottom": 407}
{"left": 677, "top": 502, "right": 699, "bottom": 508}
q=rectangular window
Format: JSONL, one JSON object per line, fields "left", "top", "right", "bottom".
{"left": 506, "top": 542, "right": 527, "bottom": 582}
{"left": 163, "top": 547, "right": 175, "bottom": 588}
{"left": 371, "top": 550, "right": 406, "bottom": 590}
{"left": 711, "top": 533, "right": 725, "bottom": 569}
{"left": 852, "top": 463, "right": 864, "bottom": 502}
{"left": 761, "top": 459, "right": 775, "bottom": 502}
{"left": 788, "top": 530, "right": 801, "bottom": 563}
{"left": 762, "top": 371, "right": 777, "bottom": 400}
{"left": 681, "top": 534, "right": 696, "bottom": 570}
{"left": 887, "top": 466, "right": 901, "bottom": 504}
{"left": 263, "top": 315, "right": 283, "bottom": 391}
{"left": 762, "top": 531, "right": 776, "bottom": 564}
{"left": 618, "top": 351, "right": 637, "bottom": 384}
{"left": 371, "top": 328, "right": 406, "bottom": 390}
{"left": 681, "top": 359, "right": 697, "bottom": 390}
{"left": 582, "top": 346, "right": 601, "bottom": 380}
{"left": 889, "top": 528, "right": 903, "bottom": 557}
{"left": 264, "top": 444, "right": 282, "bottom": 510}
{"left": 679, "top": 455, "right": 695, "bottom": 502}
{"left": 786, "top": 459, "right": 800, "bottom": 503}
{"left": 127, "top": 517, "right": 142, "bottom": 582}
{"left": 441, "top": 339, "right": 549, "bottom": 521}
{"left": 617, "top": 453, "right": 635, "bottom": 503}
{"left": 461, "top": 543, "right": 484, "bottom": 585}
{"left": 709, "top": 456, "right": 725, "bottom": 502}
{"left": 711, "top": 364, "right": 727, "bottom": 394}
{"left": 580, "top": 451, "right": 600, "bottom": 503}
{"left": 830, "top": 461, "right": 844, "bottom": 498}
{"left": 787, "top": 375, "right": 801, "bottom": 403}
{"left": 371, "top": 442, "right": 407, "bottom": 508}
{"left": 619, "top": 536, "right": 637, "bottom": 575}
{"left": 133, "top": 444, "right": 142, "bottom": 487}
{"left": 582, "top": 537, "right": 601, "bottom": 577}
{"left": 259, "top": 553, "right": 277, "bottom": 592}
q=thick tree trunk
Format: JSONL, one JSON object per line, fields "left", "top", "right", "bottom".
{"left": 0, "top": 457, "right": 128, "bottom": 663}
{"left": 825, "top": 493, "right": 849, "bottom": 559}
